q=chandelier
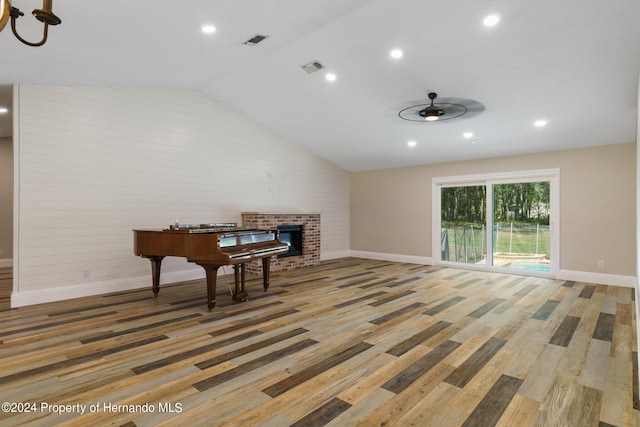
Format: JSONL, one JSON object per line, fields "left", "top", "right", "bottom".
{"left": 0, "top": 0, "right": 61, "bottom": 47}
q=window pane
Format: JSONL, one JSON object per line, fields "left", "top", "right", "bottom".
{"left": 492, "top": 182, "right": 550, "bottom": 272}
{"left": 441, "top": 185, "right": 487, "bottom": 265}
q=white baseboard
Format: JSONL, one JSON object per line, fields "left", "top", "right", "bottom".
{"left": 557, "top": 269, "right": 636, "bottom": 288}
{"left": 10, "top": 268, "right": 215, "bottom": 308}
{"left": 350, "top": 251, "right": 636, "bottom": 288}
{"left": 0, "top": 258, "right": 12, "bottom": 268}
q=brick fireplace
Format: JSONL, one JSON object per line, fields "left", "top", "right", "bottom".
{"left": 241, "top": 212, "right": 320, "bottom": 274}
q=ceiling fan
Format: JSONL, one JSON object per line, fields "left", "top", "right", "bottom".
{"left": 398, "top": 92, "right": 484, "bottom": 122}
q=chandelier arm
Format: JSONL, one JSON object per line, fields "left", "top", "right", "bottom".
{"left": 0, "top": 0, "right": 10, "bottom": 33}
{"left": 10, "top": 8, "right": 49, "bottom": 47}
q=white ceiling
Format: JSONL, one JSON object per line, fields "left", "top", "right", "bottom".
{"left": 0, "top": 0, "right": 639, "bottom": 171}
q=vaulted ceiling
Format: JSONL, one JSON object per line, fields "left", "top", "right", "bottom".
{"left": 1, "top": 0, "right": 639, "bottom": 171}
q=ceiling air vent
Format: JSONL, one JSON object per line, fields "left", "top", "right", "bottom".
{"left": 243, "top": 34, "right": 269, "bottom": 46}
{"left": 301, "top": 61, "right": 324, "bottom": 74}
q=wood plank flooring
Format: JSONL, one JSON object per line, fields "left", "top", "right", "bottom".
{"left": 0, "top": 259, "right": 639, "bottom": 426}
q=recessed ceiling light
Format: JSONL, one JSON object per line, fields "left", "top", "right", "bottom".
{"left": 201, "top": 24, "right": 216, "bottom": 34}
{"left": 407, "top": 140, "right": 417, "bottom": 147}
{"left": 325, "top": 73, "right": 337, "bottom": 82}
{"left": 534, "top": 119, "right": 548, "bottom": 127}
{"left": 483, "top": 14, "right": 500, "bottom": 27}
{"left": 463, "top": 132, "right": 474, "bottom": 139}
{"left": 0, "top": 107, "right": 8, "bottom": 114}
{"left": 390, "top": 49, "right": 403, "bottom": 59}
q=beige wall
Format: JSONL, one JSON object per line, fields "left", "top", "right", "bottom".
{"left": 351, "top": 143, "right": 636, "bottom": 276}
{"left": 0, "top": 137, "right": 12, "bottom": 260}
{"left": 635, "top": 71, "right": 639, "bottom": 373}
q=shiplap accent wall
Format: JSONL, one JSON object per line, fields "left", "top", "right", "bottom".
{"left": 13, "top": 85, "right": 350, "bottom": 306}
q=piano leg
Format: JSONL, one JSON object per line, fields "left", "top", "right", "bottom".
{"left": 241, "top": 263, "right": 246, "bottom": 294}
{"left": 232, "top": 264, "right": 249, "bottom": 302}
{"left": 198, "top": 264, "right": 220, "bottom": 311}
{"left": 262, "top": 257, "right": 271, "bottom": 291}
{"left": 142, "top": 255, "right": 165, "bottom": 297}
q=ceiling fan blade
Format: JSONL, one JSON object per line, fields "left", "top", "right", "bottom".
{"left": 438, "top": 98, "right": 485, "bottom": 113}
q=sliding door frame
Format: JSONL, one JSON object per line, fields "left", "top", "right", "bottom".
{"left": 432, "top": 169, "right": 560, "bottom": 278}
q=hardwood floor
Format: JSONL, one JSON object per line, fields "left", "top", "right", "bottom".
{"left": 0, "top": 259, "right": 638, "bottom": 426}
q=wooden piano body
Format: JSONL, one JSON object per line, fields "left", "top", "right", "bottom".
{"left": 133, "top": 224, "right": 289, "bottom": 309}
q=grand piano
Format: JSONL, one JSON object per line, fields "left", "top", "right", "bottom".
{"left": 133, "top": 223, "right": 289, "bottom": 310}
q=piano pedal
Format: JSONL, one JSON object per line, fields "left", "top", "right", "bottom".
{"left": 232, "top": 292, "right": 250, "bottom": 302}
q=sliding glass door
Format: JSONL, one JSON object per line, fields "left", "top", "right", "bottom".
{"left": 434, "top": 170, "right": 558, "bottom": 276}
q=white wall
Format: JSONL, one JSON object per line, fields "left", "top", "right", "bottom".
{"left": 12, "top": 85, "right": 350, "bottom": 306}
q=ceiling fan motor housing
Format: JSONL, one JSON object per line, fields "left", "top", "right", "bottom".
{"left": 419, "top": 107, "right": 445, "bottom": 119}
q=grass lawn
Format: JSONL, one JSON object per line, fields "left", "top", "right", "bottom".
{"left": 443, "top": 223, "right": 550, "bottom": 264}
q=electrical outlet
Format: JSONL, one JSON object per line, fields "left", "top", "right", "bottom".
{"left": 597, "top": 260, "right": 605, "bottom": 269}
{"left": 0, "top": 249, "right": 3, "bottom": 256}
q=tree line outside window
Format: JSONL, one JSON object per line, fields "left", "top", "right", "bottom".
{"left": 441, "top": 182, "right": 550, "bottom": 225}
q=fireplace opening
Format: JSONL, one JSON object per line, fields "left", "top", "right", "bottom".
{"left": 277, "top": 225, "right": 303, "bottom": 258}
